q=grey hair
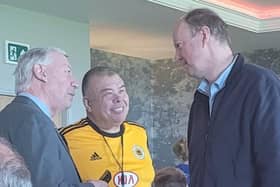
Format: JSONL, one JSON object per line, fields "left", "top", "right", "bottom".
{"left": 0, "top": 137, "right": 32, "bottom": 187}
{"left": 183, "top": 8, "right": 231, "bottom": 45}
{"left": 14, "top": 47, "right": 67, "bottom": 94}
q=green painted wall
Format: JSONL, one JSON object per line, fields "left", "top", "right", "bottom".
{"left": 0, "top": 5, "right": 90, "bottom": 124}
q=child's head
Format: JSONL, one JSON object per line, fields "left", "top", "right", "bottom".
{"left": 153, "top": 167, "right": 187, "bottom": 187}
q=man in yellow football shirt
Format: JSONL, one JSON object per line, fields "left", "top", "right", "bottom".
{"left": 60, "top": 66, "right": 155, "bottom": 187}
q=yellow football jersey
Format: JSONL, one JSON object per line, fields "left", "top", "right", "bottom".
{"left": 60, "top": 118, "right": 155, "bottom": 187}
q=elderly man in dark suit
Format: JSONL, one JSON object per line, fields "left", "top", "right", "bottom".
{"left": 0, "top": 48, "right": 108, "bottom": 187}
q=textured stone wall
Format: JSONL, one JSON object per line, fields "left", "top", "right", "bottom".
{"left": 243, "top": 49, "right": 280, "bottom": 75}
{"left": 150, "top": 59, "right": 197, "bottom": 167}
{"left": 91, "top": 48, "right": 280, "bottom": 169}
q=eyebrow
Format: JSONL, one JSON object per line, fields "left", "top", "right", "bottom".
{"left": 120, "top": 85, "right": 126, "bottom": 89}
{"left": 175, "top": 40, "right": 183, "bottom": 44}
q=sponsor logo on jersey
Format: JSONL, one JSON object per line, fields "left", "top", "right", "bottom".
{"left": 113, "top": 171, "right": 138, "bottom": 187}
{"left": 132, "top": 144, "right": 145, "bottom": 160}
{"left": 90, "top": 152, "right": 102, "bottom": 160}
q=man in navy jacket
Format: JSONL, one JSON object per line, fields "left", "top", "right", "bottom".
{"left": 173, "top": 8, "right": 280, "bottom": 187}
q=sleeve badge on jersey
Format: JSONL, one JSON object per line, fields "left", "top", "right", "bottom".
{"left": 132, "top": 144, "right": 145, "bottom": 160}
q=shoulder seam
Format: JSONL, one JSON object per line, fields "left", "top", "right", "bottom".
{"left": 124, "top": 121, "right": 145, "bottom": 130}
{"left": 59, "top": 118, "right": 89, "bottom": 135}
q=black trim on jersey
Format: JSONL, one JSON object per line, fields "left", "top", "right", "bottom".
{"left": 86, "top": 117, "right": 124, "bottom": 138}
{"left": 59, "top": 119, "right": 88, "bottom": 135}
{"left": 124, "top": 120, "right": 146, "bottom": 129}
{"left": 60, "top": 133, "right": 69, "bottom": 147}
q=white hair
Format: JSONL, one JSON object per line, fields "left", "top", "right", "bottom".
{"left": 14, "top": 47, "right": 67, "bottom": 94}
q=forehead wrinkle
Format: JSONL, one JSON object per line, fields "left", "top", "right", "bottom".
{"left": 100, "top": 83, "right": 125, "bottom": 93}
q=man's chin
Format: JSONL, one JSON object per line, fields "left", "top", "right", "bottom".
{"left": 186, "top": 70, "right": 195, "bottom": 78}
{"left": 63, "top": 102, "right": 73, "bottom": 111}
{"left": 112, "top": 117, "right": 126, "bottom": 125}
{"left": 186, "top": 69, "right": 200, "bottom": 79}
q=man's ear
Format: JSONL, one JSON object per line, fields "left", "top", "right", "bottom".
{"left": 32, "top": 64, "right": 47, "bottom": 82}
{"left": 199, "top": 25, "right": 211, "bottom": 47}
{"left": 83, "top": 97, "right": 93, "bottom": 112}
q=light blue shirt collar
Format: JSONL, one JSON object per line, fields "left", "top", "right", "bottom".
{"left": 197, "top": 55, "right": 237, "bottom": 114}
{"left": 18, "top": 92, "right": 51, "bottom": 118}
{"left": 198, "top": 56, "right": 236, "bottom": 96}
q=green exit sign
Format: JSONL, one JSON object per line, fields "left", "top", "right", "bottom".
{"left": 5, "top": 40, "right": 30, "bottom": 64}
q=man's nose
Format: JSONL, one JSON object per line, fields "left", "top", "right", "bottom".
{"left": 71, "top": 78, "right": 79, "bottom": 89}
{"left": 113, "top": 94, "right": 121, "bottom": 103}
{"left": 174, "top": 51, "right": 183, "bottom": 63}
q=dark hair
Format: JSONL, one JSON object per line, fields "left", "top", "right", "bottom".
{"left": 153, "top": 167, "right": 187, "bottom": 187}
{"left": 82, "top": 66, "right": 118, "bottom": 96}
{"left": 172, "top": 137, "right": 188, "bottom": 161}
{"left": 183, "top": 8, "right": 231, "bottom": 45}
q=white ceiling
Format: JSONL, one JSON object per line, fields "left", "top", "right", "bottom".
{"left": 0, "top": 0, "right": 280, "bottom": 59}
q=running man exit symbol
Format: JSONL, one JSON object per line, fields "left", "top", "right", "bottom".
{"left": 5, "top": 40, "right": 30, "bottom": 64}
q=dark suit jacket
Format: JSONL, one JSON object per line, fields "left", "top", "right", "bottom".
{"left": 0, "top": 96, "right": 93, "bottom": 187}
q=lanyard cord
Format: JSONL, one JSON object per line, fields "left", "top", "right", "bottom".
{"left": 102, "top": 135, "right": 124, "bottom": 186}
